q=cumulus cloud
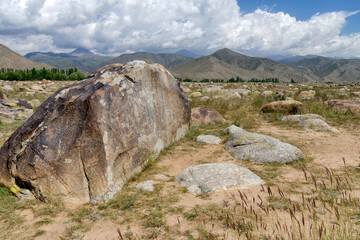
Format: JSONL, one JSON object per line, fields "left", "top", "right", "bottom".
{"left": 0, "top": 0, "right": 359, "bottom": 58}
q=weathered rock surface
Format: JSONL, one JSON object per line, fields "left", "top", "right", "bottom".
{"left": 0, "top": 61, "right": 190, "bottom": 204}
{"left": 326, "top": 99, "right": 360, "bottom": 116}
{"left": 191, "top": 107, "right": 226, "bottom": 125}
{"left": 175, "top": 163, "right": 264, "bottom": 195}
{"left": 281, "top": 114, "right": 338, "bottom": 133}
{"left": 196, "top": 135, "right": 221, "bottom": 144}
{"left": 261, "top": 100, "right": 303, "bottom": 114}
{"left": 224, "top": 125, "right": 304, "bottom": 163}
{"left": 0, "top": 99, "right": 33, "bottom": 120}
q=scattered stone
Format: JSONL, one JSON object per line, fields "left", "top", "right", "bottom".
{"left": 261, "top": 100, "right": 303, "bottom": 114}
{"left": 224, "top": 126, "right": 304, "bottom": 163}
{"left": 298, "top": 119, "right": 339, "bottom": 133}
{"left": 281, "top": 114, "right": 324, "bottom": 122}
{"left": 117, "top": 210, "right": 122, "bottom": 216}
{"left": 155, "top": 174, "right": 169, "bottom": 180}
{"left": 326, "top": 99, "right": 360, "bottom": 116}
{"left": 223, "top": 125, "right": 247, "bottom": 135}
{"left": 30, "top": 99, "right": 41, "bottom": 108}
{"left": 189, "top": 92, "right": 202, "bottom": 97}
{"left": 136, "top": 180, "right": 154, "bottom": 192}
{"left": 0, "top": 61, "right": 190, "bottom": 204}
{"left": 0, "top": 90, "right": 5, "bottom": 100}
{"left": 30, "top": 85, "right": 43, "bottom": 91}
{"left": 92, "top": 214, "right": 102, "bottom": 221}
{"left": 191, "top": 107, "right": 226, "bottom": 125}
{"left": 202, "top": 85, "right": 224, "bottom": 93}
{"left": 260, "top": 90, "right": 273, "bottom": 97}
{"left": 181, "top": 86, "right": 191, "bottom": 93}
{"left": 196, "top": 135, "right": 221, "bottom": 144}
{"left": 299, "top": 90, "right": 316, "bottom": 100}
{"left": 2, "top": 85, "right": 14, "bottom": 92}
{"left": 236, "top": 89, "right": 251, "bottom": 96}
{"left": 175, "top": 163, "right": 264, "bottom": 195}
{"left": 350, "top": 92, "right": 360, "bottom": 97}
{"left": 0, "top": 99, "right": 33, "bottom": 120}
{"left": 282, "top": 114, "right": 338, "bottom": 132}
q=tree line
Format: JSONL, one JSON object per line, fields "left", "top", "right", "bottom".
{"left": 177, "top": 77, "right": 280, "bottom": 83}
{"left": 0, "top": 67, "right": 86, "bottom": 81}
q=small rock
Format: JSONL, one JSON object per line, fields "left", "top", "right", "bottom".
{"left": 261, "top": 100, "right": 303, "bottom": 114}
{"left": 2, "top": 85, "right": 14, "bottom": 92}
{"left": 299, "top": 90, "right": 316, "bottom": 100}
{"left": 136, "top": 180, "right": 154, "bottom": 192}
{"left": 260, "top": 90, "right": 273, "bottom": 97}
{"left": 117, "top": 210, "right": 122, "bottom": 216}
{"left": 155, "top": 174, "right": 169, "bottom": 180}
{"left": 92, "top": 214, "right": 102, "bottom": 221}
{"left": 191, "top": 107, "right": 226, "bottom": 125}
{"left": 0, "top": 90, "right": 5, "bottom": 100}
{"left": 189, "top": 92, "right": 202, "bottom": 97}
{"left": 30, "top": 99, "right": 41, "bottom": 108}
{"left": 298, "top": 119, "right": 339, "bottom": 133}
{"left": 223, "top": 125, "right": 247, "bottom": 135}
{"left": 196, "top": 135, "right": 221, "bottom": 144}
{"left": 202, "top": 85, "right": 224, "bottom": 93}
{"left": 175, "top": 163, "right": 264, "bottom": 195}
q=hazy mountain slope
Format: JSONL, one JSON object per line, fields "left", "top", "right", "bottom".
{"left": 25, "top": 48, "right": 111, "bottom": 74}
{"left": 172, "top": 48, "right": 322, "bottom": 82}
{"left": 102, "top": 52, "right": 193, "bottom": 69}
{"left": 287, "top": 57, "right": 360, "bottom": 83}
{"left": 277, "top": 54, "right": 319, "bottom": 64}
{"left": 0, "top": 44, "right": 53, "bottom": 70}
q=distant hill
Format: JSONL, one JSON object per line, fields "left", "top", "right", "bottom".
{"left": 0, "top": 44, "right": 53, "bottom": 70}
{"left": 174, "top": 49, "right": 200, "bottom": 58}
{"left": 277, "top": 54, "right": 320, "bottom": 64}
{"left": 171, "top": 48, "right": 322, "bottom": 82}
{"left": 286, "top": 56, "right": 360, "bottom": 83}
{"left": 25, "top": 48, "right": 111, "bottom": 74}
{"left": 102, "top": 52, "right": 193, "bottom": 69}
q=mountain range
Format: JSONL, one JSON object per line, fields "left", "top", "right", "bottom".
{"left": 1, "top": 43, "right": 360, "bottom": 83}
{"left": 0, "top": 44, "right": 52, "bottom": 70}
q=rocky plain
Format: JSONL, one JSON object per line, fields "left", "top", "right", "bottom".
{"left": 0, "top": 61, "right": 360, "bottom": 239}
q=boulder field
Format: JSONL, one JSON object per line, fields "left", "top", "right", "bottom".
{"left": 0, "top": 61, "right": 190, "bottom": 204}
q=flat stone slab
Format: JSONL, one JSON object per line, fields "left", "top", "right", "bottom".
{"left": 175, "top": 163, "right": 264, "bottom": 195}
{"left": 196, "top": 135, "right": 221, "bottom": 144}
{"left": 224, "top": 125, "right": 304, "bottom": 163}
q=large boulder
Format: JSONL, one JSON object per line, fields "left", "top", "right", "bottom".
{"left": 326, "top": 99, "right": 360, "bottom": 116}
{"left": 261, "top": 100, "right": 303, "bottom": 114}
{"left": 175, "top": 163, "right": 264, "bottom": 195}
{"left": 0, "top": 61, "right": 190, "bottom": 204}
{"left": 191, "top": 107, "right": 226, "bottom": 125}
{"left": 224, "top": 125, "right": 304, "bottom": 163}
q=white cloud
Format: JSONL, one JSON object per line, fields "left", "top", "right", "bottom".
{"left": 0, "top": 0, "right": 359, "bottom": 58}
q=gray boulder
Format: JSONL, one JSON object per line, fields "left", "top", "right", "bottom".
{"left": 281, "top": 114, "right": 338, "bottom": 133}
{"left": 196, "top": 135, "right": 221, "bottom": 144}
{"left": 224, "top": 126, "right": 304, "bottom": 163}
{"left": 175, "top": 163, "right": 264, "bottom": 195}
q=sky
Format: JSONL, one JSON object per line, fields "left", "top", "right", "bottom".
{"left": 0, "top": 0, "right": 360, "bottom": 58}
